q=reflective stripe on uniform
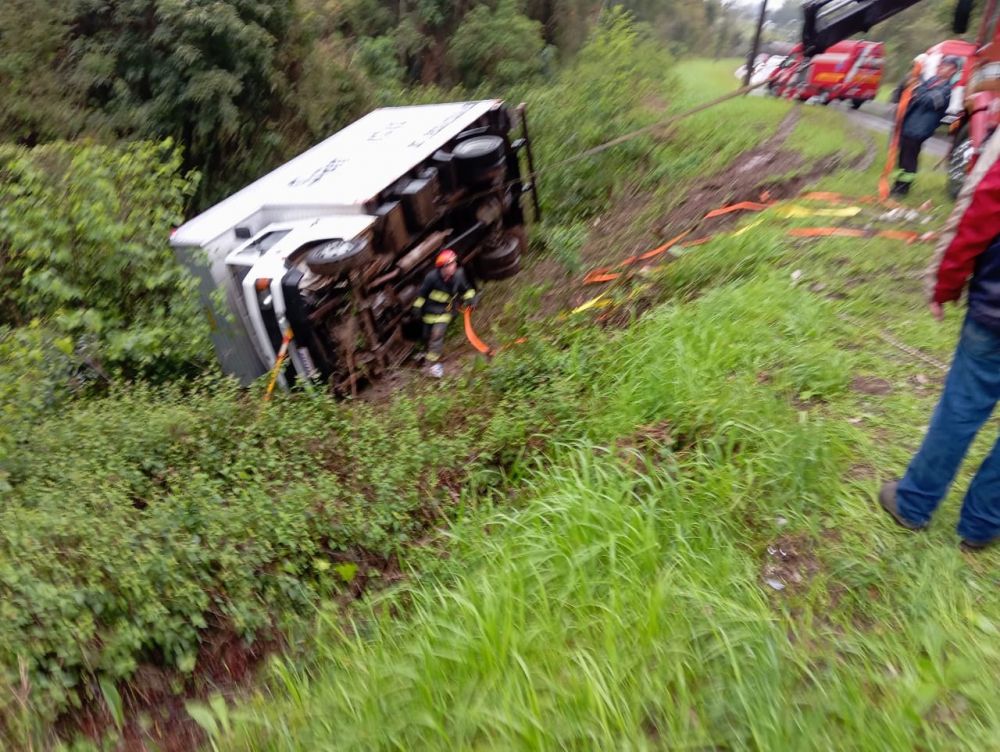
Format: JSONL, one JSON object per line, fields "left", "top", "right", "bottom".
{"left": 422, "top": 313, "right": 453, "bottom": 324}
{"left": 413, "top": 296, "right": 426, "bottom": 308}
{"left": 462, "top": 288, "right": 477, "bottom": 300}
{"left": 429, "top": 289, "right": 451, "bottom": 303}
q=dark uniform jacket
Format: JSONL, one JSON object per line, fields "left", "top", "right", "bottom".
{"left": 902, "top": 77, "right": 952, "bottom": 141}
{"left": 413, "top": 267, "right": 477, "bottom": 324}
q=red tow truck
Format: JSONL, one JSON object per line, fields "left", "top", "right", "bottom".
{"left": 768, "top": 39, "right": 885, "bottom": 108}
{"left": 802, "top": 0, "right": 1000, "bottom": 196}
{"left": 947, "top": 0, "right": 1000, "bottom": 195}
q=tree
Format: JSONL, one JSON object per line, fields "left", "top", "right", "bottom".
{"left": 449, "top": 0, "right": 546, "bottom": 88}
{"left": 0, "top": 1, "right": 91, "bottom": 145}
{"left": 65, "top": 0, "right": 297, "bottom": 204}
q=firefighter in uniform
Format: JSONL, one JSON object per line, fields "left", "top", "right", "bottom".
{"left": 891, "top": 56, "right": 959, "bottom": 196}
{"left": 412, "top": 249, "right": 477, "bottom": 377}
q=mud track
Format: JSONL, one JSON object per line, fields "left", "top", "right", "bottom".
{"left": 525, "top": 108, "right": 876, "bottom": 315}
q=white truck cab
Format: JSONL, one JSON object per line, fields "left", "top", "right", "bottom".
{"left": 170, "top": 100, "right": 537, "bottom": 393}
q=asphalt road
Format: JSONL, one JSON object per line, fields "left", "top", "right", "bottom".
{"left": 834, "top": 100, "right": 952, "bottom": 159}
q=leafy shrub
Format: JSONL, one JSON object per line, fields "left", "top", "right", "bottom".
{"left": 524, "top": 8, "right": 677, "bottom": 224}
{"left": 0, "top": 139, "right": 206, "bottom": 379}
{"left": 0, "top": 364, "right": 588, "bottom": 740}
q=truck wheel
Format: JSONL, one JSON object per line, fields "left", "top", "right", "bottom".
{"left": 453, "top": 136, "right": 506, "bottom": 183}
{"left": 305, "top": 238, "right": 372, "bottom": 277}
{"left": 475, "top": 234, "right": 521, "bottom": 271}
{"left": 478, "top": 257, "right": 520, "bottom": 281}
{"left": 851, "top": 99, "right": 864, "bottom": 110}
{"left": 948, "top": 125, "right": 973, "bottom": 200}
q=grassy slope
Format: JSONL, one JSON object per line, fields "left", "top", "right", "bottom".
{"left": 214, "top": 65, "right": 1000, "bottom": 750}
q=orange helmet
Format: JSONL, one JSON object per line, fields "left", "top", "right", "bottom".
{"left": 435, "top": 249, "right": 458, "bottom": 267}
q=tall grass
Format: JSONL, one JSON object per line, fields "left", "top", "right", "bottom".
{"left": 217, "top": 248, "right": 1000, "bottom": 749}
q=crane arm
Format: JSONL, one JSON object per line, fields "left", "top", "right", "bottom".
{"left": 802, "top": 0, "right": 924, "bottom": 54}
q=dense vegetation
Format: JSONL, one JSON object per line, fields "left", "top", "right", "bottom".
{"left": 211, "top": 130, "right": 1000, "bottom": 751}
{"left": 2, "top": 0, "right": 993, "bottom": 749}
{"left": 0, "top": 12, "right": 724, "bottom": 748}
{"left": 0, "top": 0, "right": 747, "bottom": 208}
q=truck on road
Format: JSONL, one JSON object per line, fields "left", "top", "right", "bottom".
{"left": 768, "top": 40, "right": 885, "bottom": 108}
{"left": 170, "top": 100, "right": 536, "bottom": 394}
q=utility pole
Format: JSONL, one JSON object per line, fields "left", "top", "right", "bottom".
{"left": 743, "top": 0, "right": 769, "bottom": 89}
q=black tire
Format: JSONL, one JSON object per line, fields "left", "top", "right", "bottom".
{"left": 851, "top": 98, "right": 864, "bottom": 110}
{"left": 453, "top": 135, "right": 506, "bottom": 183}
{"left": 948, "top": 124, "right": 973, "bottom": 200}
{"left": 478, "top": 257, "right": 520, "bottom": 281}
{"left": 305, "top": 238, "right": 372, "bottom": 277}
{"left": 475, "top": 235, "right": 521, "bottom": 270}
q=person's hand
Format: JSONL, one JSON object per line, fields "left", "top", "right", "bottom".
{"left": 929, "top": 301, "right": 944, "bottom": 321}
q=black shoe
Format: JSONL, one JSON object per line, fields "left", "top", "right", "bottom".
{"left": 960, "top": 535, "right": 999, "bottom": 552}
{"left": 890, "top": 182, "right": 910, "bottom": 197}
{"left": 878, "top": 481, "right": 926, "bottom": 531}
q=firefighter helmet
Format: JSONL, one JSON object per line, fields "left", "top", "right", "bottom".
{"left": 435, "top": 249, "right": 458, "bottom": 267}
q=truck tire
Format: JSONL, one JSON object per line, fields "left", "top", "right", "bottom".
{"left": 305, "top": 238, "right": 372, "bottom": 277}
{"left": 851, "top": 98, "right": 864, "bottom": 110}
{"left": 477, "top": 256, "right": 520, "bottom": 281}
{"left": 948, "top": 124, "right": 973, "bottom": 200}
{"left": 453, "top": 136, "right": 506, "bottom": 183}
{"left": 475, "top": 235, "right": 521, "bottom": 270}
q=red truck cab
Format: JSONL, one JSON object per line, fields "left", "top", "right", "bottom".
{"left": 769, "top": 40, "right": 884, "bottom": 108}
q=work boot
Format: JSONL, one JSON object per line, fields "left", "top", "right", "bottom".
{"left": 427, "top": 362, "right": 444, "bottom": 379}
{"left": 878, "top": 480, "right": 926, "bottom": 531}
{"left": 960, "top": 534, "right": 1000, "bottom": 553}
{"left": 890, "top": 181, "right": 910, "bottom": 198}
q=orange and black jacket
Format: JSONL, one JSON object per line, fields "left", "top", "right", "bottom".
{"left": 412, "top": 267, "right": 477, "bottom": 324}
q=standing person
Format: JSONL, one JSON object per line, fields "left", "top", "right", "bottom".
{"left": 412, "top": 249, "right": 478, "bottom": 378}
{"left": 879, "top": 131, "right": 1000, "bottom": 550}
{"left": 891, "top": 57, "right": 959, "bottom": 197}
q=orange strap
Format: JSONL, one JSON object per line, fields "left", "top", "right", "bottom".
{"left": 703, "top": 201, "right": 771, "bottom": 219}
{"left": 877, "top": 229, "right": 920, "bottom": 243}
{"left": 790, "top": 227, "right": 924, "bottom": 243}
{"left": 463, "top": 307, "right": 494, "bottom": 356}
{"left": 636, "top": 229, "right": 692, "bottom": 261}
{"left": 581, "top": 230, "right": 693, "bottom": 285}
{"left": 879, "top": 63, "right": 921, "bottom": 202}
{"left": 583, "top": 270, "right": 621, "bottom": 284}
{"left": 789, "top": 227, "right": 868, "bottom": 238}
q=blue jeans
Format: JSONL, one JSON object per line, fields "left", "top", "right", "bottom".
{"left": 897, "top": 316, "right": 1000, "bottom": 543}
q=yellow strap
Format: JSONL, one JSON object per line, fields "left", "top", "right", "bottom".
{"left": 413, "top": 296, "right": 426, "bottom": 309}
{"left": 462, "top": 288, "right": 477, "bottom": 300}
{"left": 422, "top": 313, "right": 452, "bottom": 324}
{"left": 428, "top": 289, "right": 451, "bottom": 303}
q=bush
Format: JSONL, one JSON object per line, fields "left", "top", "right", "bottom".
{"left": 0, "top": 140, "right": 206, "bottom": 380}
{"left": 524, "top": 8, "right": 677, "bottom": 224}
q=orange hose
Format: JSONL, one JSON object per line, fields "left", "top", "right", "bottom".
{"left": 463, "top": 307, "right": 494, "bottom": 356}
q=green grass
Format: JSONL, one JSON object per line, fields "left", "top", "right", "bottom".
{"left": 213, "top": 155, "right": 1000, "bottom": 749}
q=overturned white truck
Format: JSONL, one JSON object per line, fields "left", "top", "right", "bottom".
{"left": 171, "top": 100, "right": 537, "bottom": 394}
